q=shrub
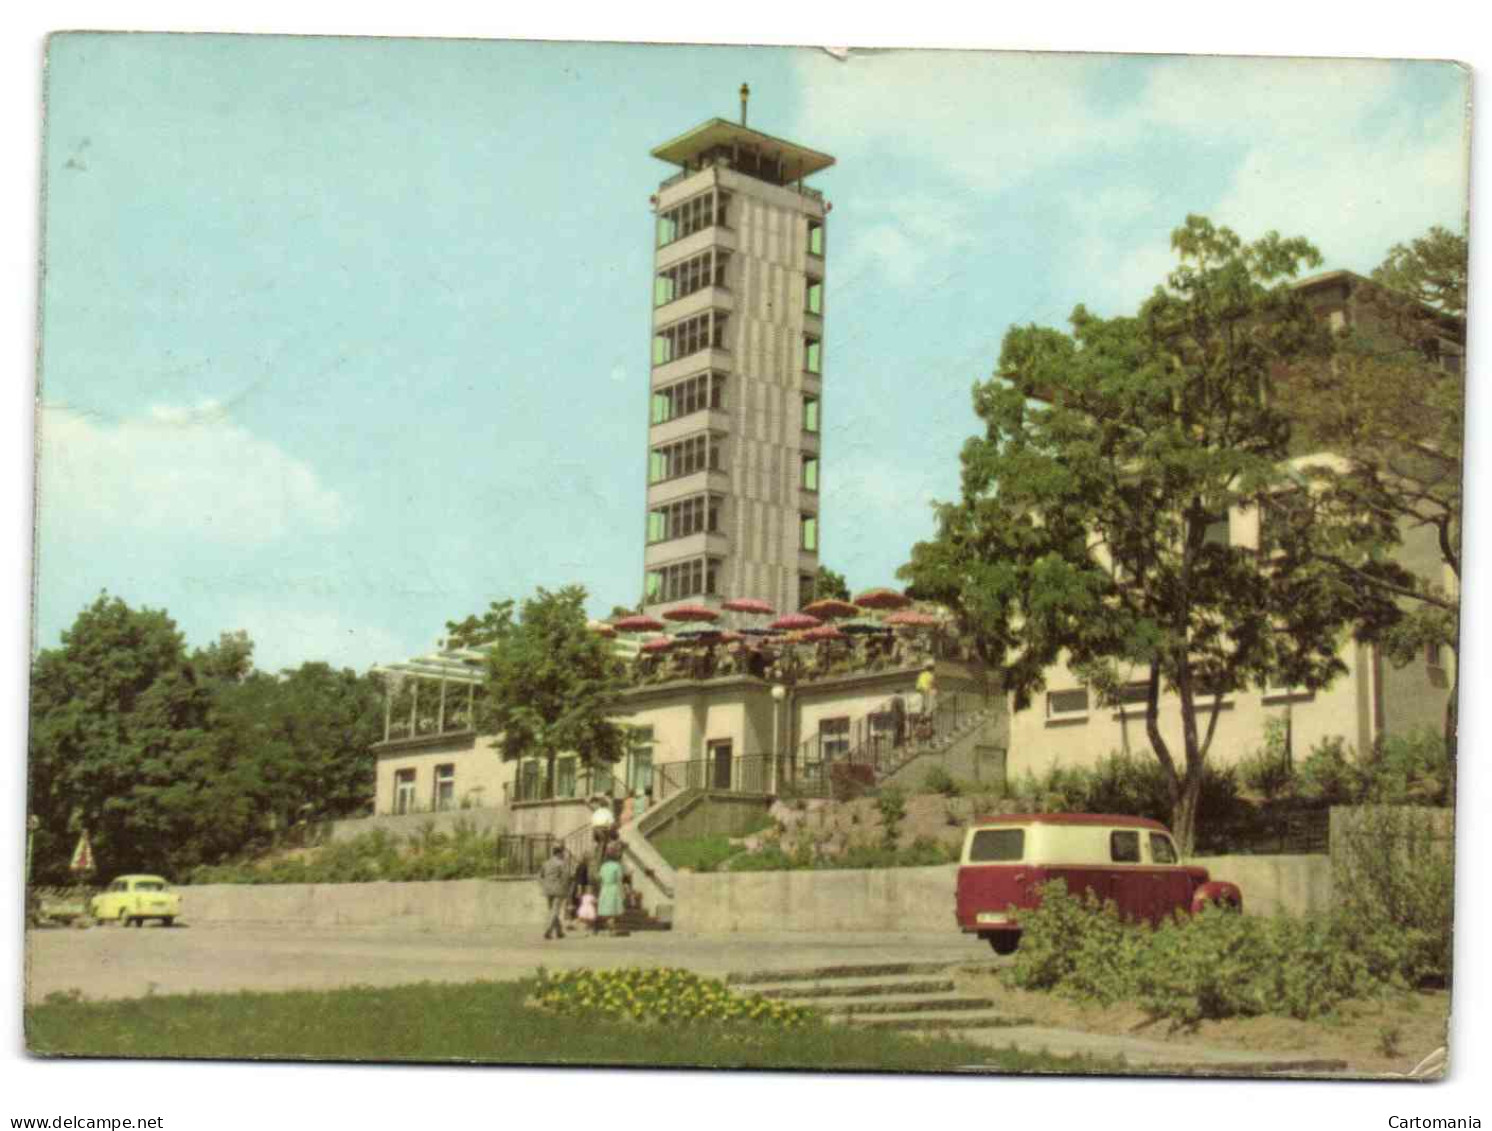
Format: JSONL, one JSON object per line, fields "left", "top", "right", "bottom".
{"left": 876, "top": 786, "right": 907, "bottom": 850}
{"left": 1362, "top": 729, "right": 1452, "bottom": 806}
{"left": 920, "top": 765, "right": 961, "bottom": 797}
{"left": 1238, "top": 719, "right": 1295, "bottom": 801}
{"left": 1296, "top": 735, "right": 1361, "bottom": 804}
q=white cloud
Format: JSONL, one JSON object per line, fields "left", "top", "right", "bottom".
{"left": 794, "top": 51, "right": 1468, "bottom": 306}
{"left": 36, "top": 400, "right": 346, "bottom": 546}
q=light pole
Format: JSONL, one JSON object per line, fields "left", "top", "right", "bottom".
{"left": 770, "top": 684, "right": 787, "bottom": 796}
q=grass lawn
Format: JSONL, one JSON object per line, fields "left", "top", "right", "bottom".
{"left": 26, "top": 978, "right": 1116, "bottom": 1073}
{"left": 652, "top": 835, "right": 745, "bottom": 872}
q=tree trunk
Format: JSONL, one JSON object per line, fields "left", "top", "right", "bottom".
{"left": 1171, "top": 768, "right": 1204, "bottom": 857}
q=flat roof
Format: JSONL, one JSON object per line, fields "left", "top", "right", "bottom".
{"left": 651, "top": 118, "right": 835, "bottom": 179}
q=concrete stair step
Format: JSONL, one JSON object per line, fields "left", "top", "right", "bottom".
{"left": 843, "top": 1010, "right": 1033, "bottom": 1032}
{"left": 815, "top": 994, "right": 997, "bottom": 1016}
{"left": 755, "top": 977, "right": 956, "bottom": 1000}
{"left": 727, "top": 960, "right": 953, "bottom": 986}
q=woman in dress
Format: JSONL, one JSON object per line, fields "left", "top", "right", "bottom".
{"left": 596, "top": 843, "right": 626, "bottom": 933}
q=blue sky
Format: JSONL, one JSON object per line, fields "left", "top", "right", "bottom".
{"left": 34, "top": 35, "right": 1470, "bottom": 673}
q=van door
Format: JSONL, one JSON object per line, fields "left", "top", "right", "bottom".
{"left": 1107, "top": 829, "right": 1151, "bottom": 922}
{"left": 1147, "top": 832, "right": 1191, "bottom": 922}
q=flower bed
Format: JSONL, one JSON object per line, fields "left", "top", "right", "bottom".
{"left": 529, "top": 967, "right": 818, "bottom": 1028}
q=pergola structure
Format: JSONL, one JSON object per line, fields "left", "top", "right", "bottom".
{"left": 372, "top": 644, "right": 490, "bottom": 744}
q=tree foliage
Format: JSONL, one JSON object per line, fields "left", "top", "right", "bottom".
{"left": 900, "top": 217, "right": 1400, "bottom": 851}
{"left": 813, "top": 566, "right": 851, "bottom": 603}
{"left": 1280, "top": 225, "right": 1466, "bottom": 782}
{"left": 474, "top": 585, "right": 628, "bottom": 785}
{"left": 27, "top": 594, "right": 384, "bottom": 882}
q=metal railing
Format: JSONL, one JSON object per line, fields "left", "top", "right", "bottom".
{"left": 495, "top": 834, "right": 557, "bottom": 875}
{"left": 653, "top": 752, "right": 776, "bottom": 798}
{"left": 507, "top": 766, "right": 624, "bottom": 805}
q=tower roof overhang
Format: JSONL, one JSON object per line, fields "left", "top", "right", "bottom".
{"left": 651, "top": 118, "right": 836, "bottom": 180}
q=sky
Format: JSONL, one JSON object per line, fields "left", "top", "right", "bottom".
{"left": 33, "top": 36, "right": 1470, "bottom": 673}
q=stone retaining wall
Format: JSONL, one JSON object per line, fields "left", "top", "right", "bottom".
{"left": 182, "top": 878, "right": 544, "bottom": 929}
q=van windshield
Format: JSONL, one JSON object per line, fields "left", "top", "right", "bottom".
{"left": 968, "top": 829, "right": 1024, "bottom": 862}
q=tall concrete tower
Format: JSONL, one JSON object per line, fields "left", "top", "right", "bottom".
{"left": 642, "top": 89, "right": 834, "bottom": 620}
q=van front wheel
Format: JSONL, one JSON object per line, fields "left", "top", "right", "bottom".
{"left": 987, "top": 932, "right": 1020, "bottom": 956}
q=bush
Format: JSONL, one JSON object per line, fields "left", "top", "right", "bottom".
{"left": 876, "top": 786, "right": 907, "bottom": 850}
{"left": 1362, "top": 729, "right": 1452, "bottom": 806}
{"left": 1005, "top": 753, "right": 1242, "bottom": 830}
{"left": 1004, "top": 878, "right": 1426, "bottom": 1027}
{"left": 1296, "top": 735, "right": 1360, "bottom": 805}
{"left": 920, "top": 765, "right": 961, "bottom": 797}
{"left": 185, "top": 823, "right": 513, "bottom": 885}
{"left": 1238, "top": 719, "right": 1294, "bottom": 801}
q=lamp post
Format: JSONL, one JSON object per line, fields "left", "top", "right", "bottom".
{"left": 770, "top": 684, "right": 787, "bottom": 795}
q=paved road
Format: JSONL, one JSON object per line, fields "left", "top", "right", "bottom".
{"left": 24, "top": 922, "right": 995, "bottom": 1004}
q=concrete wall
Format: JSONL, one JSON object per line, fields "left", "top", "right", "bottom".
{"left": 181, "top": 878, "right": 546, "bottom": 929}
{"left": 1192, "top": 854, "right": 1331, "bottom": 917}
{"left": 673, "top": 864, "right": 958, "bottom": 933}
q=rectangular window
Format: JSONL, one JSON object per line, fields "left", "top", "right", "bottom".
{"left": 556, "top": 756, "right": 577, "bottom": 799}
{"left": 804, "top": 336, "right": 822, "bottom": 374}
{"left": 655, "top": 250, "right": 731, "bottom": 308}
{"left": 648, "top": 433, "right": 725, "bottom": 484}
{"left": 651, "top": 372, "right": 725, "bottom": 426}
{"left": 394, "top": 768, "right": 416, "bottom": 815}
{"left": 628, "top": 727, "right": 655, "bottom": 793}
{"left": 646, "top": 556, "right": 724, "bottom": 604}
{"left": 806, "top": 278, "right": 824, "bottom": 315}
{"left": 1203, "top": 513, "right": 1230, "bottom": 548}
{"left": 1149, "top": 833, "right": 1178, "bottom": 865}
{"left": 1110, "top": 830, "right": 1141, "bottom": 863}
{"left": 800, "top": 513, "right": 818, "bottom": 552}
{"left": 820, "top": 716, "right": 850, "bottom": 760}
{"left": 802, "top": 395, "right": 820, "bottom": 433}
{"left": 653, "top": 311, "right": 729, "bottom": 368}
{"left": 1046, "top": 688, "right": 1090, "bottom": 722}
{"left": 648, "top": 494, "right": 724, "bottom": 544}
{"left": 968, "top": 828, "right": 1025, "bottom": 863}
{"left": 433, "top": 764, "right": 455, "bottom": 812}
{"left": 1117, "top": 681, "right": 1151, "bottom": 706}
{"left": 807, "top": 218, "right": 825, "bottom": 257}
{"left": 801, "top": 455, "right": 819, "bottom": 492}
{"left": 657, "top": 189, "right": 729, "bottom": 248}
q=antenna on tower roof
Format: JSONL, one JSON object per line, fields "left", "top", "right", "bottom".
{"left": 739, "top": 82, "right": 750, "bottom": 127}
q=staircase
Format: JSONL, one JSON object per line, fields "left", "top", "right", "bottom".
{"left": 784, "top": 692, "right": 1003, "bottom": 800}
{"left": 726, "top": 962, "right": 1033, "bottom": 1032}
{"left": 557, "top": 812, "right": 677, "bottom": 931}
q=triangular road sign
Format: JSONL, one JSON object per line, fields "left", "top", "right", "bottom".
{"left": 69, "top": 830, "right": 95, "bottom": 873}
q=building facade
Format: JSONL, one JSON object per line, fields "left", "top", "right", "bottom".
{"left": 643, "top": 106, "right": 834, "bottom": 619}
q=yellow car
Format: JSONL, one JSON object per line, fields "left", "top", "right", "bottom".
{"left": 90, "top": 875, "right": 182, "bottom": 927}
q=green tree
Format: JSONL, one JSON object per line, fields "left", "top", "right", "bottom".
{"left": 475, "top": 586, "right": 628, "bottom": 792}
{"left": 900, "top": 217, "right": 1398, "bottom": 852}
{"left": 444, "top": 600, "right": 515, "bottom": 650}
{"left": 27, "top": 594, "right": 214, "bottom": 880}
{"left": 1281, "top": 226, "right": 1467, "bottom": 787}
{"left": 813, "top": 566, "right": 851, "bottom": 602}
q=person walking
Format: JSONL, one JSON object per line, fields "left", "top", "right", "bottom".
{"left": 538, "top": 845, "right": 571, "bottom": 940}
{"left": 568, "top": 854, "right": 591, "bottom": 921}
{"left": 597, "top": 842, "right": 626, "bottom": 934}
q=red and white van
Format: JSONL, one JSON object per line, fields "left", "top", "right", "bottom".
{"left": 955, "top": 813, "right": 1242, "bottom": 954}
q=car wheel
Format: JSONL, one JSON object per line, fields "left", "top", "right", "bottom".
{"left": 988, "top": 933, "right": 1020, "bottom": 956}
{"left": 162, "top": 917, "right": 174, "bottom": 928}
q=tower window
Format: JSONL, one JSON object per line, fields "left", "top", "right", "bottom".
{"left": 802, "top": 395, "right": 820, "bottom": 434}
{"left": 653, "top": 310, "right": 729, "bottom": 367}
{"left": 804, "top": 336, "right": 822, "bottom": 374}
{"left": 646, "top": 556, "right": 723, "bottom": 604}
{"left": 800, "top": 514, "right": 819, "bottom": 552}
{"left": 649, "top": 433, "right": 725, "bottom": 483}
{"left": 647, "top": 493, "right": 724, "bottom": 544}
{"left": 655, "top": 249, "right": 730, "bottom": 308}
{"left": 651, "top": 371, "right": 726, "bottom": 425}
{"left": 657, "top": 189, "right": 731, "bottom": 248}
{"left": 807, "top": 218, "right": 825, "bottom": 257}
{"left": 806, "top": 278, "right": 824, "bottom": 315}
{"left": 801, "top": 455, "right": 819, "bottom": 492}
